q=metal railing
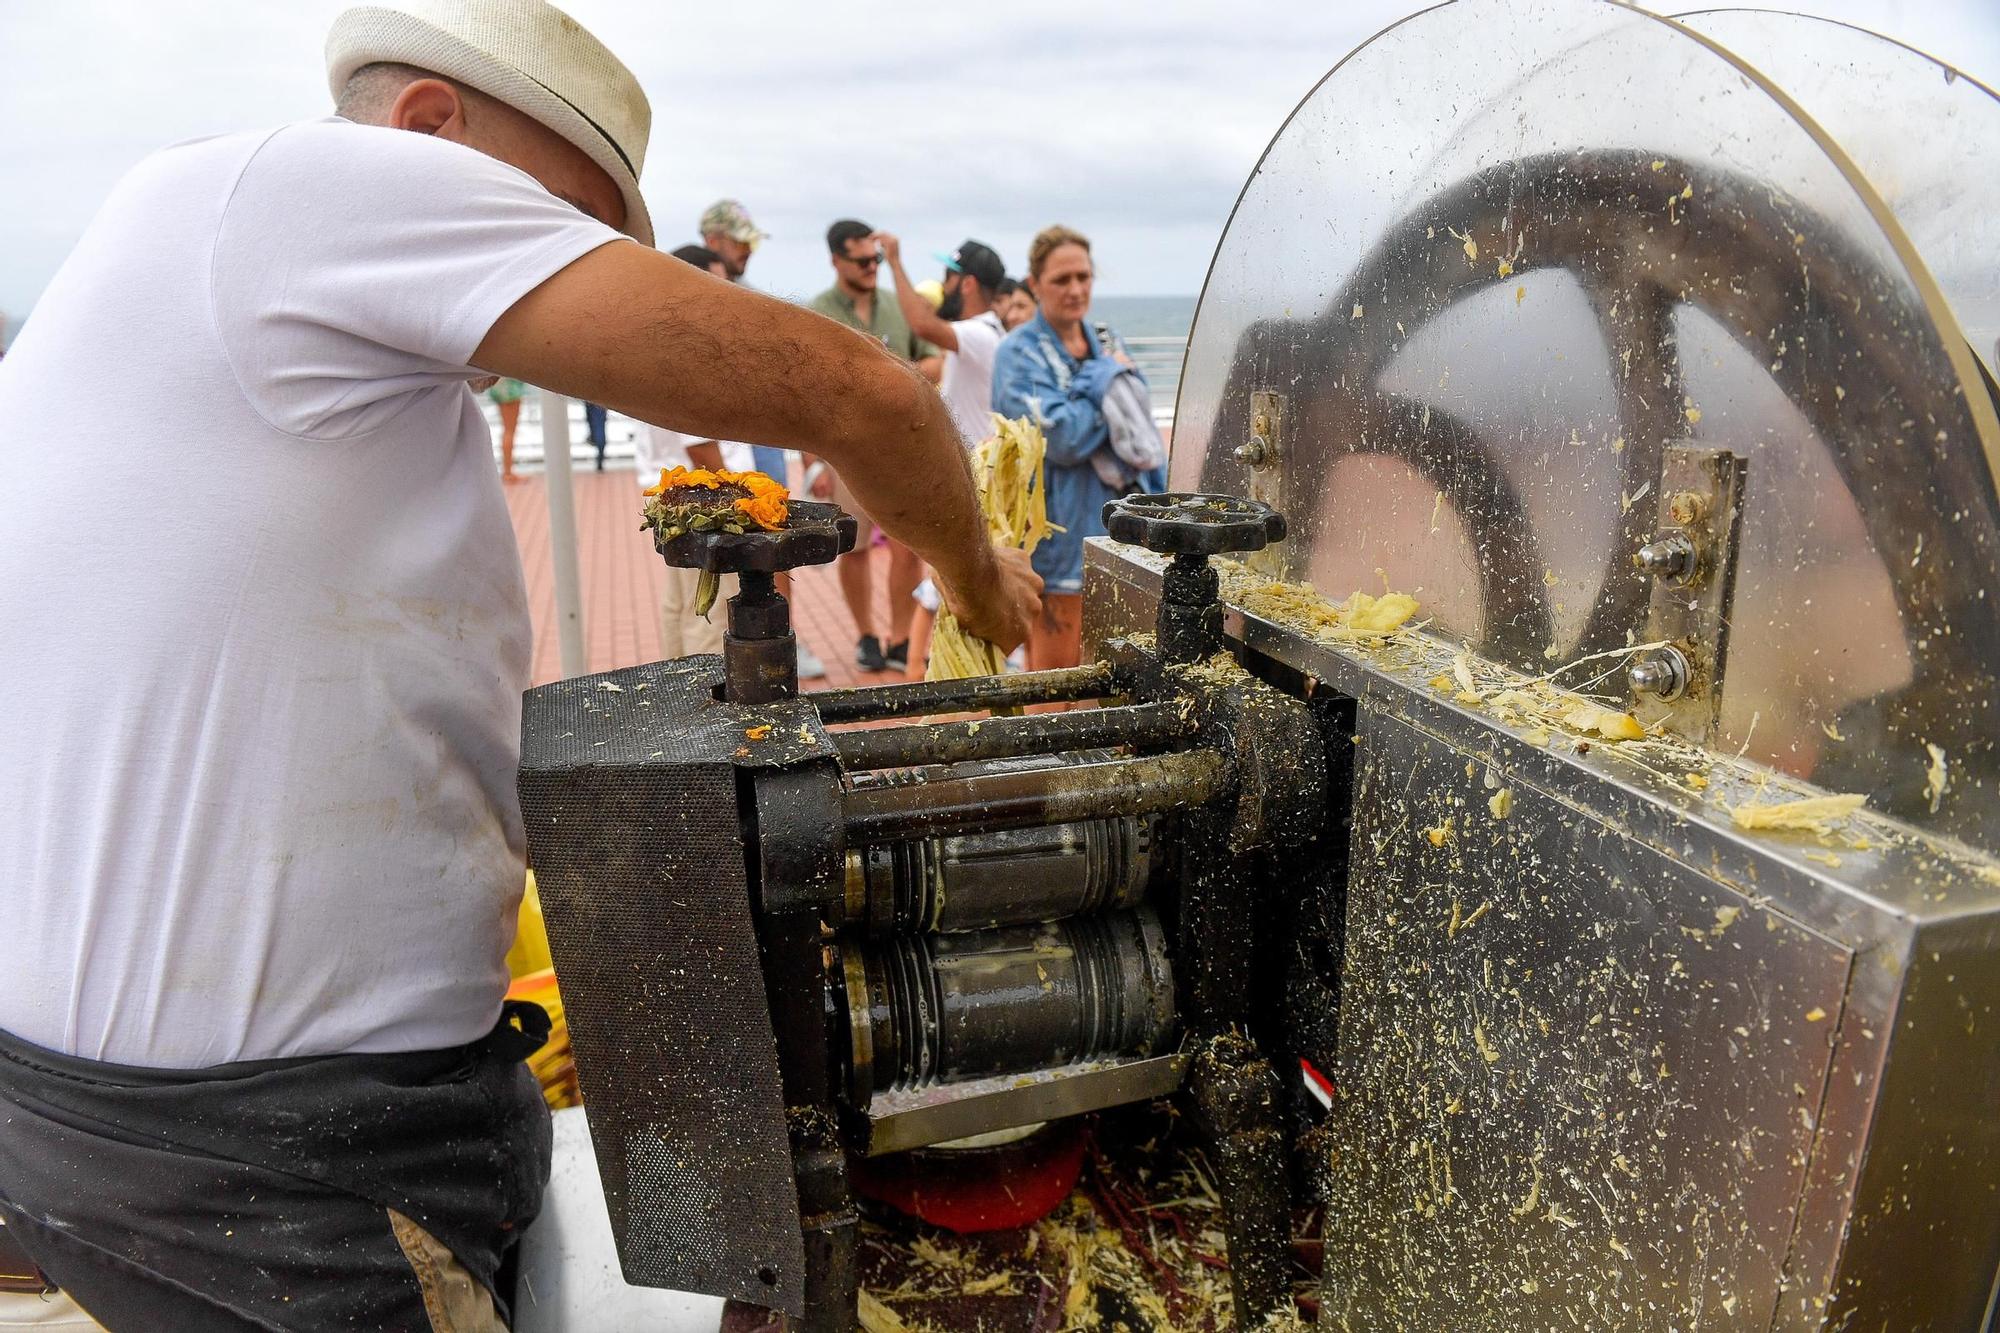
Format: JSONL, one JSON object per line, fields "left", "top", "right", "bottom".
{"left": 1121, "top": 336, "right": 1188, "bottom": 425}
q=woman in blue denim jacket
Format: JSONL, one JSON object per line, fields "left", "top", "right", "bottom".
{"left": 992, "top": 225, "right": 1167, "bottom": 668}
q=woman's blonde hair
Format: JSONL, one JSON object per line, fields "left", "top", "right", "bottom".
{"left": 1027, "top": 225, "right": 1092, "bottom": 279}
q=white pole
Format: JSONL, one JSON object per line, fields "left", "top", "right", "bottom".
{"left": 537, "top": 388, "right": 587, "bottom": 678}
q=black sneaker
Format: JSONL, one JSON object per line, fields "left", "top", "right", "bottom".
{"left": 884, "top": 639, "right": 910, "bottom": 672}
{"left": 855, "top": 635, "right": 887, "bottom": 671}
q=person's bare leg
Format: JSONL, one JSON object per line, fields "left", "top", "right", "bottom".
{"left": 1024, "top": 593, "right": 1084, "bottom": 711}
{"left": 498, "top": 400, "right": 521, "bottom": 482}
{"left": 837, "top": 548, "right": 876, "bottom": 641}
{"left": 886, "top": 542, "right": 922, "bottom": 649}
{"left": 905, "top": 603, "right": 935, "bottom": 682}
{"left": 1027, "top": 593, "right": 1083, "bottom": 670}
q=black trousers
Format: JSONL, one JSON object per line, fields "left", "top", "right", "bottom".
{"left": 0, "top": 1004, "right": 552, "bottom": 1331}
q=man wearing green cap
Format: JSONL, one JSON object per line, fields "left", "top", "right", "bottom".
{"left": 0, "top": 1, "right": 1039, "bottom": 1326}
{"left": 699, "top": 197, "right": 768, "bottom": 282}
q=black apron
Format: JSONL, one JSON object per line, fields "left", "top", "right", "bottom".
{"left": 0, "top": 1002, "right": 552, "bottom": 1330}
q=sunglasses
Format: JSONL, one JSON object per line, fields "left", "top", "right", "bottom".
{"left": 842, "top": 252, "right": 882, "bottom": 269}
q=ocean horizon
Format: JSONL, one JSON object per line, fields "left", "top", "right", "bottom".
{"left": 1091, "top": 294, "right": 1197, "bottom": 341}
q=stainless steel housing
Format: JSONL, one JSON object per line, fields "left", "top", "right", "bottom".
{"left": 1095, "top": 2, "right": 2000, "bottom": 1326}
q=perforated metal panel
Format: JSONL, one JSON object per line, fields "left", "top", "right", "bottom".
{"left": 518, "top": 656, "right": 830, "bottom": 1315}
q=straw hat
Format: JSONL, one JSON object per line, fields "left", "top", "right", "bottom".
{"left": 326, "top": 0, "right": 653, "bottom": 246}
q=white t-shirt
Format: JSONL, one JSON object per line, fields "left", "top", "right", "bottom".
{"left": 0, "top": 118, "right": 622, "bottom": 1067}
{"left": 633, "top": 425, "right": 753, "bottom": 481}
{"left": 940, "top": 311, "right": 1005, "bottom": 445}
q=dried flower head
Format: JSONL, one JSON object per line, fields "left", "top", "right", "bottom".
{"left": 641, "top": 467, "right": 793, "bottom": 620}
{"left": 642, "top": 466, "right": 790, "bottom": 532}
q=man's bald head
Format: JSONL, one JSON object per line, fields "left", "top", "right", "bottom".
{"left": 332, "top": 61, "right": 626, "bottom": 234}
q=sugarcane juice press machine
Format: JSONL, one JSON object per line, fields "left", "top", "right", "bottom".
{"left": 521, "top": 2, "right": 2000, "bottom": 1328}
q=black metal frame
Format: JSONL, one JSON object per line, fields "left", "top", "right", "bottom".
{"left": 542, "top": 491, "right": 1329, "bottom": 1330}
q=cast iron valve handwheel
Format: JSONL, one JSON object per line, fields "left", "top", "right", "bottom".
{"left": 652, "top": 500, "right": 859, "bottom": 705}
{"left": 1102, "top": 493, "right": 1288, "bottom": 664}
{"left": 1102, "top": 493, "right": 1287, "bottom": 558}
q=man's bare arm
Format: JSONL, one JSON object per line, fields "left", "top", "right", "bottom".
{"left": 872, "top": 233, "right": 957, "bottom": 352}
{"left": 473, "top": 241, "right": 1038, "bottom": 648}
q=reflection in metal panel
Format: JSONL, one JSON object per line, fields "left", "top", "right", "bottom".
{"left": 1173, "top": 0, "right": 2000, "bottom": 851}
{"left": 1085, "top": 537, "right": 2000, "bottom": 1330}
{"left": 1676, "top": 9, "right": 2000, "bottom": 382}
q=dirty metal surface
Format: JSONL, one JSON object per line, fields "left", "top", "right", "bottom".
{"left": 1174, "top": 0, "right": 2000, "bottom": 850}
{"left": 1635, "top": 445, "right": 1747, "bottom": 745}
{"left": 1323, "top": 711, "right": 1849, "bottom": 1329}
{"left": 1085, "top": 542, "right": 2000, "bottom": 1328}
{"left": 862, "top": 1051, "right": 1191, "bottom": 1157}
{"left": 518, "top": 656, "right": 825, "bottom": 1313}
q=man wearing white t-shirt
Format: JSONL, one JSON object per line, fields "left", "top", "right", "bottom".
{"left": 0, "top": 1, "right": 1039, "bottom": 1326}
{"left": 877, "top": 235, "right": 1012, "bottom": 677}
{"left": 878, "top": 233, "right": 1009, "bottom": 445}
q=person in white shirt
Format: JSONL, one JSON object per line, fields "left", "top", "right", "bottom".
{"left": 877, "top": 234, "right": 1009, "bottom": 446}
{"left": 0, "top": 2, "right": 1039, "bottom": 1326}
{"left": 877, "top": 234, "right": 1012, "bottom": 677}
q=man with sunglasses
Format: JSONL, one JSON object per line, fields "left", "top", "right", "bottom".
{"left": 807, "top": 219, "right": 938, "bottom": 672}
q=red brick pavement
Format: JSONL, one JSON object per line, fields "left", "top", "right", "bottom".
{"left": 503, "top": 465, "right": 911, "bottom": 690}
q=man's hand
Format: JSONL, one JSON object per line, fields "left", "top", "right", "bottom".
{"left": 937, "top": 545, "right": 1042, "bottom": 654}
{"left": 869, "top": 232, "right": 901, "bottom": 268}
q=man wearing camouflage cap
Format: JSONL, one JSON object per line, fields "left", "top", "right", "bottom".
{"left": 700, "top": 197, "right": 768, "bottom": 281}
{"left": 0, "top": 1, "right": 1039, "bottom": 1326}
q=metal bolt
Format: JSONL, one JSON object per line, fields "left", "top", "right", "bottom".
{"left": 1633, "top": 531, "right": 1697, "bottom": 583}
{"left": 1667, "top": 490, "right": 1711, "bottom": 526}
{"left": 1234, "top": 435, "right": 1272, "bottom": 468}
{"left": 1629, "top": 645, "right": 1691, "bottom": 701}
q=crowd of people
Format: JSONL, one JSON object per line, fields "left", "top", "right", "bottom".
{"left": 635, "top": 200, "right": 1168, "bottom": 681}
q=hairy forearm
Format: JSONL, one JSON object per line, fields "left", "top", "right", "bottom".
{"left": 476, "top": 241, "right": 991, "bottom": 587}
{"left": 815, "top": 357, "right": 989, "bottom": 587}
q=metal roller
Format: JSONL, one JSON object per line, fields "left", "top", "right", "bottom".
{"left": 838, "top": 751, "right": 1168, "bottom": 934}
{"left": 837, "top": 907, "right": 1176, "bottom": 1104}
{"left": 843, "top": 814, "right": 1155, "bottom": 936}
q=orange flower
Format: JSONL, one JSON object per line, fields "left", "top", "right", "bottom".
{"left": 735, "top": 493, "right": 789, "bottom": 529}
{"left": 733, "top": 471, "right": 790, "bottom": 529}
{"left": 643, "top": 465, "right": 723, "bottom": 497}
{"left": 642, "top": 466, "right": 789, "bottom": 530}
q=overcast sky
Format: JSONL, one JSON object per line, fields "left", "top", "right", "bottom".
{"left": 3, "top": 0, "right": 1997, "bottom": 338}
